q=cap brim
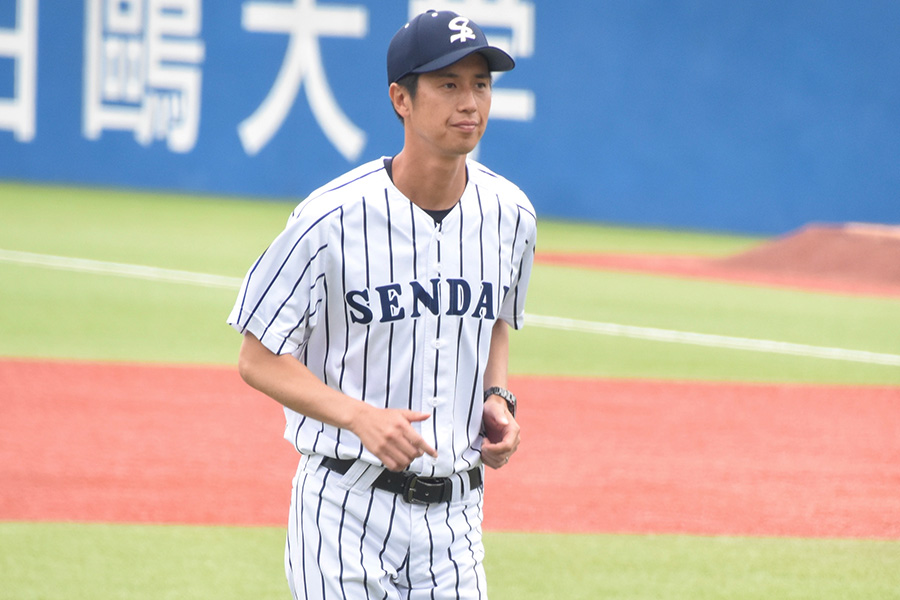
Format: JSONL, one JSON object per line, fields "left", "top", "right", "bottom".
{"left": 411, "top": 46, "right": 515, "bottom": 76}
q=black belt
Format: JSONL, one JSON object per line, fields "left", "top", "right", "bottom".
{"left": 320, "top": 457, "right": 482, "bottom": 504}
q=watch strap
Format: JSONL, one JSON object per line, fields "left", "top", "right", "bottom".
{"left": 484, "top": 386, "right": 517, "bottom": 418}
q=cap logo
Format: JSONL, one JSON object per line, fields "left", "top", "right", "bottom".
{"left": 448, "top": 17, "right": 476, "bottom": 43}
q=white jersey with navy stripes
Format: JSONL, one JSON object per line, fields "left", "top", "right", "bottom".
{"left": 228, "top": 156, "right": 536, "bottom": 478}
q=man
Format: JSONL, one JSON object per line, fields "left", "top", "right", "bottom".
{"left": 228, "top": 9, "right": 536, "bottom": 599}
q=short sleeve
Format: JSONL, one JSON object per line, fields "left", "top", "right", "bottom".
{"left": 498, "top": 204, "right": 537, "bottom": 330}
{"left": 227, "top": 207, "right": 334, "bottom": 356}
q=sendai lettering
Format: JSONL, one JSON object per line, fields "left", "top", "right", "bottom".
{"left": 346, "top": 278, "right": 496, "bottom": 324}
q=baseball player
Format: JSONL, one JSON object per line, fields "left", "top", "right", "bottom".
{"left": 228, "top": 9, "right": 536, "bottom": 599}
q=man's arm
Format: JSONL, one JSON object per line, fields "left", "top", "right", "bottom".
{"left": 480, "top": 319, "right": 520, "bottom": 469}
{"left": 238, "top": 332, "right": 436, "bottom": 471}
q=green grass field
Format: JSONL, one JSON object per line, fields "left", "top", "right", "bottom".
{"left": 2, "top": 181, "right": 899, "bottom": 599}
{"left": 2, "top": 524, "right": 898, "bottom": 600}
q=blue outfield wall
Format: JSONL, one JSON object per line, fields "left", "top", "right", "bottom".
{"left": 1, "top": 1, "right": 898, "bottom": 235}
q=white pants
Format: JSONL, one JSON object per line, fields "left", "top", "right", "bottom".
{"left": 285, "top": 455, "right": 488, "bottom": 600}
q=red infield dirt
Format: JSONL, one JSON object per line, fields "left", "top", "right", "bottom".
{"left": 1, "top": 360, "right": 898, "bottom": 539}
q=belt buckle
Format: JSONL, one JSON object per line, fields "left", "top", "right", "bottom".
{"left": 404, "top": 475, "right": 424, "bottom": 504}
{"left": 403, "top": 475, "right": 449, "bottom": 504}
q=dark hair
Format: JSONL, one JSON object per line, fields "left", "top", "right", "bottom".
{"left": 392, "top": 73, "right": 420, "bottom": 122}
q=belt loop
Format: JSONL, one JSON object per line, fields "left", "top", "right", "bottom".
{"left": 304, "top": 454, "right": 324, "bottom": 474}
{"left": 355, "top": 463, "right": 384, "bottom": 491}
{"left": 334, "top": 459, "right": 374, "bottom": 493}
{"left": 457, "top": 471, "right": 470, "bottom": 501}
{"left": 443, "top": 477, "right": 453, "bottom": 503}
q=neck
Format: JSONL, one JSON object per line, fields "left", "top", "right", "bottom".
{"left": 391, "top": 150, "right": 468, "bottom": 212}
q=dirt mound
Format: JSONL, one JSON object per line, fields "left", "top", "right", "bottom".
{"left": 718, "top": 223, "right": 900, "bottom": 287}
{"left": 536, "top": 222, "right": 900, "bottom": 297}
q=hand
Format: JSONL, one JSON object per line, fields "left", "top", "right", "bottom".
{"left": 349, "top": 404, "right": 438, "bottom": 472}
{"left": 481, "top": 396, "right": 520, "bottom": 469}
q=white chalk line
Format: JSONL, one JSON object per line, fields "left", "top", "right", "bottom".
{"left": 3, "top": 248, "right": 899, "bottom": 367}
{"left": 0, "top": 248, "right": 242, "bottom": 289}
{"left": 526, "top": 315, "right": 900, "bottom": 367}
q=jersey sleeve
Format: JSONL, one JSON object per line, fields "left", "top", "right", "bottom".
{"left": 227, "top": 206, "right": 334, "bottom": 356}
{"left": 498, "top": 203, "right": 537, "bottom": 330}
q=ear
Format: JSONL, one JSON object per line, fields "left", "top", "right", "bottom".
{"left": 389, "top": 82, "right": 412, "bottom": 120}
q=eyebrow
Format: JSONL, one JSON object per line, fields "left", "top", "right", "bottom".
{"left": 434, "top": 70, "right": 493, "bottom": 80}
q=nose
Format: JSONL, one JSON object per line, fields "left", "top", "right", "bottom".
{"left": 458, "top": 85, "right": 479, "bottom": 113}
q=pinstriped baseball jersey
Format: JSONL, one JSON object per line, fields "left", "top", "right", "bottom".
{"left": 228, "top": 156, "right": 536, "bottom": 477}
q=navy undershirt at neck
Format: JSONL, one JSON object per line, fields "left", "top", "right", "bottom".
{"left": 384, "top": 157, "right": 455, "bottom": 224}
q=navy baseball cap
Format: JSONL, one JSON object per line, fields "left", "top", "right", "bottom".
{"left": 387, "top": 10, "right": 515, "bottom": 84}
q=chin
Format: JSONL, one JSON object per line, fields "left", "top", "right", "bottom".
{"left": 457, "top": 139, "right": 483, "bottom": 156}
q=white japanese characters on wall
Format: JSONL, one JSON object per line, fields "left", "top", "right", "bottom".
{"left": 82, "top": 0, "right": 205, "bottom": 153}
{"left": 0, "top": 0, "right": 37, "bottom": 142}
{"left": 238, "top": 0, "right": 369, "bottom": 161}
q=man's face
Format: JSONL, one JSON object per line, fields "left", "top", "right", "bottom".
{"left": 404, "top": 53, "right": 493, "bottom": 157}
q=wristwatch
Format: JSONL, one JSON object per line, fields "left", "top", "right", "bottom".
{"left": 484, "top": 386, "right": 517, "bottom": 418}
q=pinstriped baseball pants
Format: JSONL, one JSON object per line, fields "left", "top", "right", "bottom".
{"left": 285, "top": 456, "right": 488, "bottom": 600}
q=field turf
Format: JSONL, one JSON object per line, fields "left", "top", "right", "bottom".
{"left": 1, "top": 182, "right": 898, "bottom": 599}
{"left": 2, "top": 524, "right": 899, "bottom": 600}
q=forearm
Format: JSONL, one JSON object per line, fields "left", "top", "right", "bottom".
{"left": 483, "top": 319, "right": 509, "bottom": 390}
{"left": 238, "top": 332, "right": 362, "bottom": 430}
{"left": 480, "top": 319, "right": 519, "bottom": 468}
{"left": 238, "top": 331, "right": 437, "bottom": 470}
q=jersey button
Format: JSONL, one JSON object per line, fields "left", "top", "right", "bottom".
{"left": 433, "top": 339, "right": 443, "bottom": 349}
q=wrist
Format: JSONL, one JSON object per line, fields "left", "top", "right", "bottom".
{"left": 342, "top": 397, "right": 372, "bottom": 432}
{"left": 484, "top": 386, "right": 517, "bottom": 418}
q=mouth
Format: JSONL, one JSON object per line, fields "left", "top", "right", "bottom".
{"left": 452, "top": 121, "right": 480, "bottom": 133}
